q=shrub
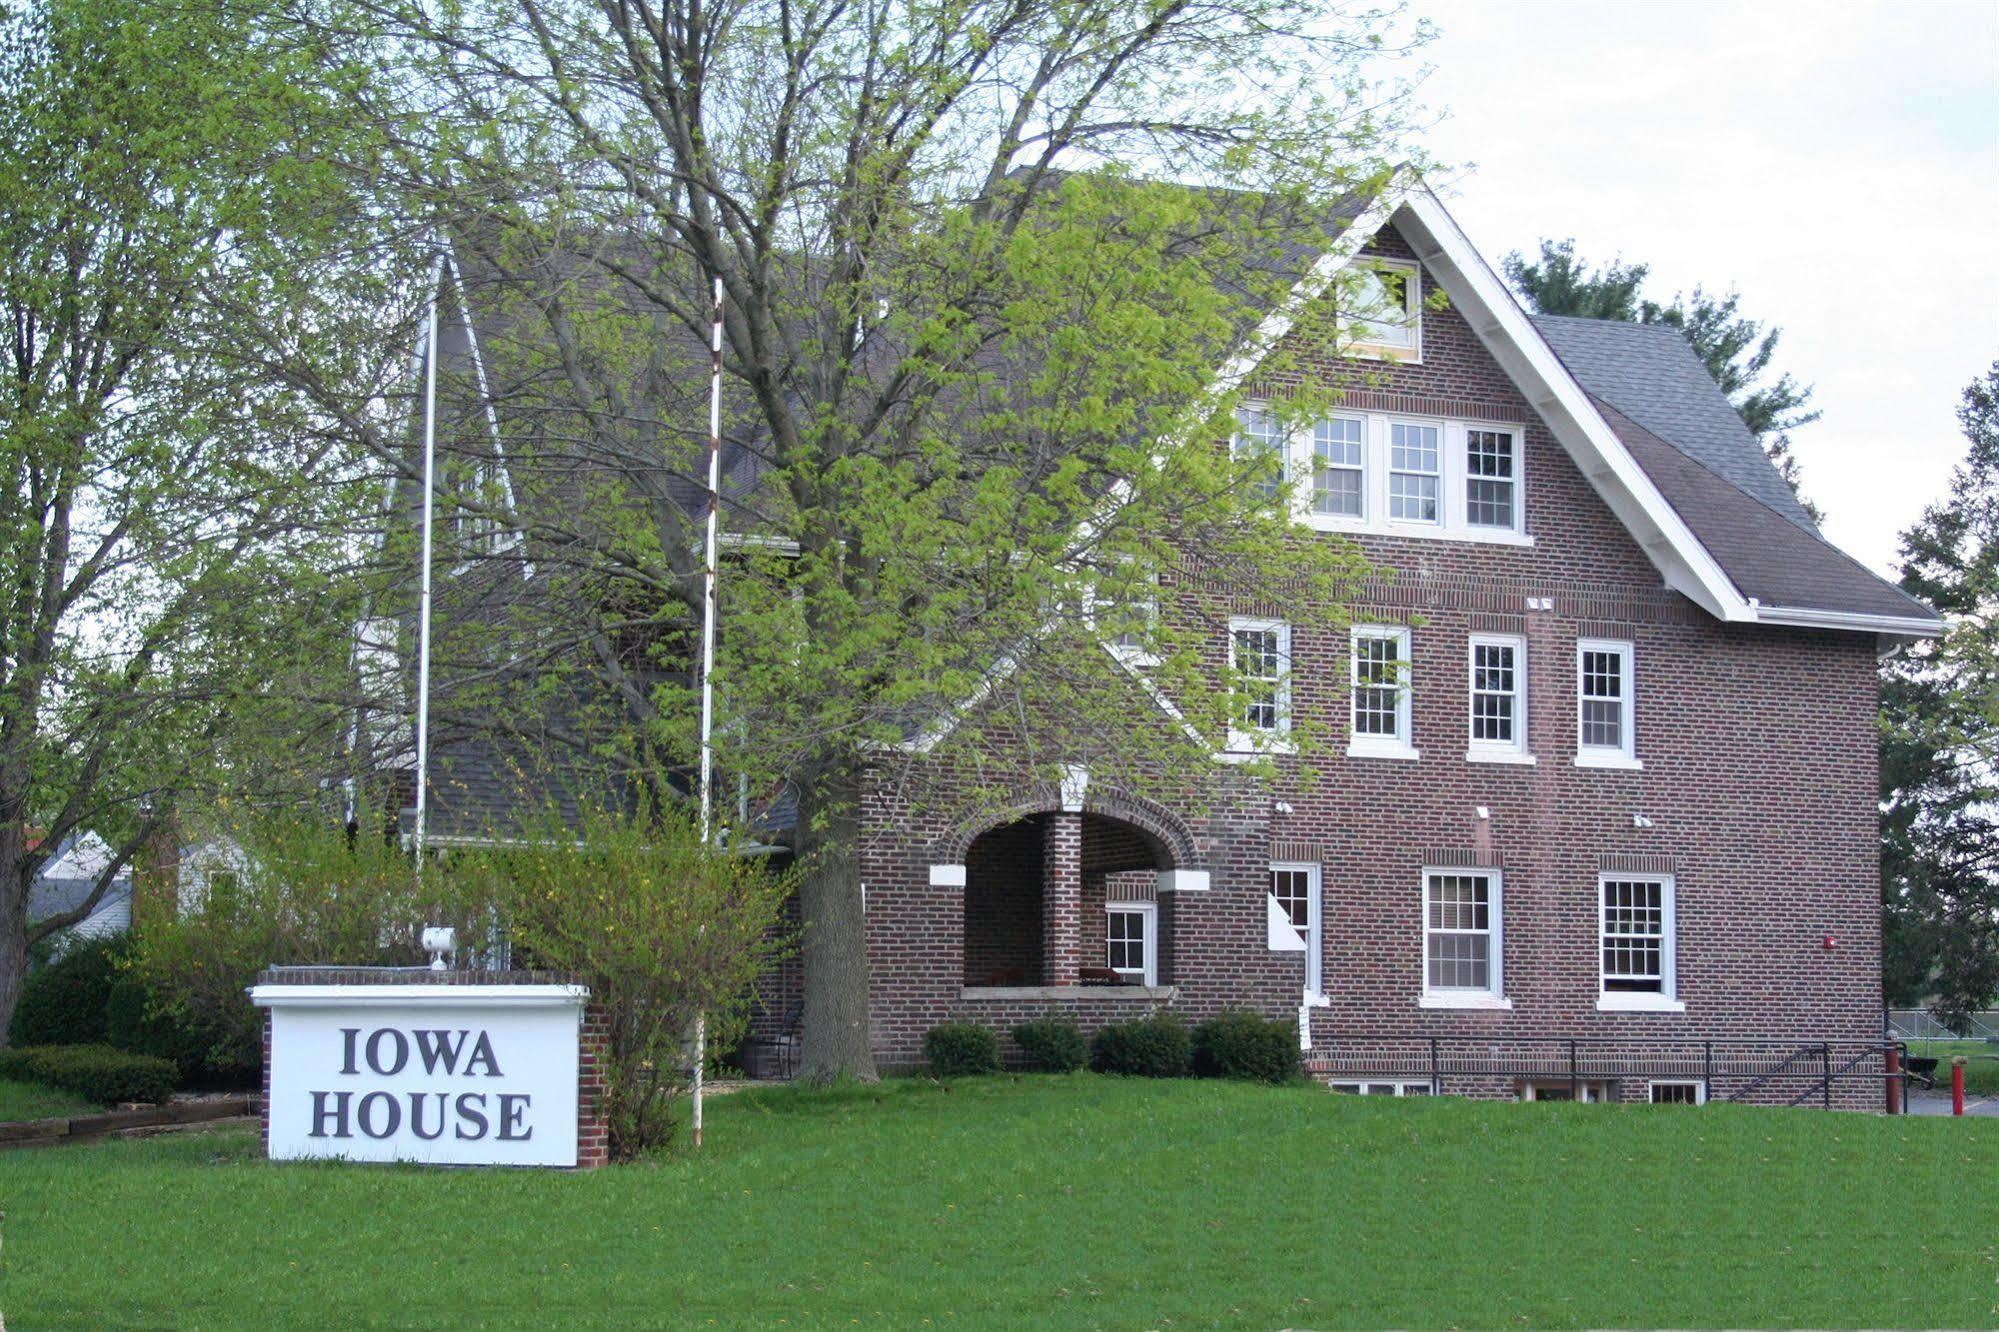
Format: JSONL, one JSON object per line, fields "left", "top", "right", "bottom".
{"left": 106, "top": 970, "right": 256, "bottom": 1088}
{"left": 1011, "top": 1019, "right": 1087, "bottom": 1073}
{"left": 7, "top": 935, "right": 122, "bottom": 1047}
{"left": 0, "top": 1044, "right": 177, "bottom": 1107}
{"left": 925, "top": 1022, "right": 1001, "bottom": 1077}
{"left": 1089, "top": 1014, "right": 1190, "bottom": 1077}
{"left": 1191, "top": 1011, "right": 1301, "bottom": 1083}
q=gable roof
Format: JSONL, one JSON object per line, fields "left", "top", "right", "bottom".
{"left": 1532, "top": 314, "right": 1819, "bottom": 531}
{"left": 1311, "top": 178, "right": 1942, "bottom": 640}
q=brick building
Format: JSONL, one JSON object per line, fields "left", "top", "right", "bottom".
{"left": 404, "top": 175, "right": 1939, "bottom": 1106}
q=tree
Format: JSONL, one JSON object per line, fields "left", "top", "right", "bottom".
{"left": 1503, "top": 239, "right": 1821, "bottom": 519}
{"left": 1880, "top": 362, "right": 1999, "bottom": 1026}
{"left": 322, "top": 0, "right": 1427, "bottom": 1079}
{"left": 0, "top": 0, "right": 406, "bottom": 1039}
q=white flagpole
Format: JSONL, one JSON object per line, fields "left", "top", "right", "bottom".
{"left": 694, "top": 273, "right": 724, "bottom": 1148}
{"left": 413, "top": 262, "right": 443, "bottom": 878}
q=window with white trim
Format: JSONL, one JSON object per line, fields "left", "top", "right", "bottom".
{"left": 1105, "top": 903, "right": 1156, "bottom": 986}
{"left": 1424, "top": 870, "right": 1501, "bottom": 998}
{"left": 1521, "top": 1081, "right": 1612, "bottom": 1103}
{"left": 1648, "top": 1080, "right": 1704, "bottom": 1105}
{"left": 1329, "top": 1081, "right": 1434, "bottom": 1096}
{"left": 1339, "top": 260, "right": 1421, "bottom": 355}
{"left": 1349, "top": 626, "right": 1414, "bottom": 756}
{"left": 1233, "top": 406, "right": 1286, "bottom": 502}
{"left": 1467, "top": 634, "right": 1527, "bottom": 757}
{"left": 1600, "top": 875, "right": 1675, "bottom": 999}
{"left": 1577, "top": 639, "right": 1636, "bottom": 764}
{"left": 1388, "top": 422, "right": 1441, "bottom": 524}
{"left": 1229, "top": 617, "right": 1290, "bottom": 744}
{"left": 1312, "top": 417, "right": 1366, "bottom": 518}
{"left": 1465, "top": 429, "right": 1517, "bottom": 529}
{"left": 1270, "top": 862, "right": 1322, "bottom": 995}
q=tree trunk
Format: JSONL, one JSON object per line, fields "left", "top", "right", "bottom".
{"left": 794, "top": 762, "right": 878, "bottom": 1083}
{"left": 0, "top": 824, "right": 30, "bottom": 1047}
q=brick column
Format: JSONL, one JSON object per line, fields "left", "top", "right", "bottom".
{"left": 1043, "top": 812, "right": 1083, "bottom": 985}
{"left": 576, "top": 1001, "right": 610, "bottom": 1169}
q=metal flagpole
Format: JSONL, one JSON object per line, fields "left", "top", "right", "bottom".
{"left": 693, "top": 273, "right": 724, "bottom": 1148}
{"left": 413, "top": 262, "right": 443, "bottom": 880}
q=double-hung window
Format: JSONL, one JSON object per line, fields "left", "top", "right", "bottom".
{"left": 1312, "top": 417, "right": 1366, "bottom": 518}
{"left": 1465, "top": 429, "right": 1517, "bottom": 530}
{"left": 1576, "top": 638, "right": 1638, "bottom": 767}
{"left": 1269, "top": 863, "right": 1322, "bottom": 996}
{"left": 1339, "top": 260, "right": 1421, "bottom": 357}
{"left": 1229, "top": 617, "right": 1290, "bottom": 748}
{"left": 1106, "top": 903, "right": 1157, "bottom": 986}
{"left": 1423, "top": 870, "right": 1505, "bottom": 1005}
{"left": 1388, "top": 422, "right": 1441, "bottom": 524}
{"left": 1233, "top": 406, "right": 1287, "bottom": 502}
{"left": 1598, "top": 875, "right": 1680, "bottom": 1011}
{"left": 1349, "top": 625, "right": 1415, "bottom": 758}
{"left": 1466, "top": 634, "right": 1529, "bottom": 761}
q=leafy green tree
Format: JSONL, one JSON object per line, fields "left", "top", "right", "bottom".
{"left": 0, "top": 0, "right": 405, "bottom": 1039}
{"left": 1503, "top": 239, "right": 1821, "bottom": 518}
{"left": 325, "top": 0, "right": 1426, "bottom": 1079}
{"left": 1881, "top": 363, "right": 1999, "bottom": 1026}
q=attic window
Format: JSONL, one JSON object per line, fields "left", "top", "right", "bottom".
{"left": 1341, "top": 260, "right": 1421, "bottom": 356}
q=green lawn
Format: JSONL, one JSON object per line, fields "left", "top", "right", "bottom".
{"left": 0, "top": 1076, "right": 96, "bottom": 1122}
{"left": 1, "top": 1075, "right": 1995, "bottom": 1329}
{"left": 1903, "top": 1038, "right": 1999, "bottom": 1096}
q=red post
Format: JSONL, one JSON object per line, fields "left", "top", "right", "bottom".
{"left": 1952, "top": 1058, "right": 1967, "bottom": 1116}
{"left": 1885, "top": 1045, "right": 1902, "bottom": 1115}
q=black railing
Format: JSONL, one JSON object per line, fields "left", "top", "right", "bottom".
{"left": 1303, "top": 1035, "right": 1906, "bottom": 1110}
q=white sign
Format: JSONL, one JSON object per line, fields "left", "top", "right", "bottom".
{"left": 250, "top": 983, "right": 587, "bottom": 1167}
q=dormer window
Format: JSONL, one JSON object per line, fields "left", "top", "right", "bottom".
{"left": 1340, "top": 259, "right": 1421, "bottom": 358}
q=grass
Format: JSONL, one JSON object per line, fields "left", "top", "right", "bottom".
{"left": 0, "top": 1076, "right": 96, "bottom": 1122}
{"left": 0, "top": 1075, "right": 1995, "bottom": 1329}
{"left": 1903, "top": 1038, "right": 1999, "bottom": 1096}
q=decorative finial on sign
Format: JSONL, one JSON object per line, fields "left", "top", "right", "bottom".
{"left": 421, "top": 926, "right": 456, "bottom": 971}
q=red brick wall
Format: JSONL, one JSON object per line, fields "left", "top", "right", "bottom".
{"left": 576, "top": 1002, "right": 609, "bottom": 1169}
{"left": 838, "top": 221, "right": 1886, "bottom": 1106}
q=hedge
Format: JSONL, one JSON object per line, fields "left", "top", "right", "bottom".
{"left": 924, "top": 1022, "right": 1001, "bottom": 1077}
{"left": 1190, "top": 1012, "right": 1301, "bottom": 1083}
{"left": 7, "top": 935, "right": 121, "bottom": 1047}
{"left": 1089, "top": 1015, "right": 1190, "bottom": 1077}
{"left": 1011, "top": 1019, "right": 1087, "bottom": 1073}
{"left": 0, "top": 1044, "right": 177, "bottom": 1108}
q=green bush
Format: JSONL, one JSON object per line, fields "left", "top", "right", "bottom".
{"left": 1089, "top": 1014, "right": 1190, "bottom": 1077}
{"left": 1191, "top": 1011, "right": 1301, "bottom": 1083}
{"left": 1012, "top": 1019, "right": 1087, "bottom": 1073}
{"left": 925, "top": 1022, "right": 1001, "bottom": 1077}
{"left": 0, "top": 1044, "right": 177, "bottom": 1107}
{"left": 106, "top": 970, "right": 256, "bottom": 1088}
{"left": 7, "top": 935, "right": 123, "bottom": 1047}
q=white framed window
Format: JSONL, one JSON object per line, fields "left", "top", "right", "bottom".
{"left": 1348, "top": 625, "right": 1416, "bottom": 759}
{"left": 1422, "top": 869, "right": 1506, "bottom": 1006}
{"left": 1598, "top": 874, "right": 1683, "bottom": 1012}
{"left": 1234, "top": 402, "right": 1528, "bottom": 546}
{"left": 1465, "top": 429, "right": 1518, "bottom": 530}
{"left": 1312, "top": 417, "right": 1366, "bottom": 518}
{"left": 1233, "top": 405, "right": 1287, "bottom": 502}
{"left": 1270, "top": 862, "right": 1322, "bottom": 996}
{"left": 1521, "top": 1081, "right": 1612, "bottom": 1103}
{"left": 1387, "top": 421, "right": 1442, "bottom": 524}
{"left": 1329, "top": 1081, "right": 1434, "bottom": 1096}
{"left": 1105, "top": 902, "right": 1157, "bottom": 986}
{"left": 1228, "top": 616, "right": 1291, "bottom": 748}
{"left": 1575, "top": 639, "right": 1638, "bottom": 768}
{"left": 1093, "top": 566, "right": 1159, "bottom": 666}
{"left": 1466, "top": 634, "right": 1529, "bottom": 761}
{"left": 1648, "top": 1080, "right": 1705, "bottom": 1105}
{"left": 1338, "top": 259, "right": 1421, "bottom": 357}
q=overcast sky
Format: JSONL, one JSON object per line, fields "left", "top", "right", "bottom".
{"left": 1399, "top": 0, "right": 1998, "bottom": 576}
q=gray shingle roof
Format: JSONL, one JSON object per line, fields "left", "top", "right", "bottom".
{"left": 1532, "top": 314, "right": 1818, "bottom": 531}
{"left": 1532, "top": 314, "right": 1936, "bottom": 625}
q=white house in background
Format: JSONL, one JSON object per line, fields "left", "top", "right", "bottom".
{"left": 26, "top": 832, "right": 133, "bottom": 953}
